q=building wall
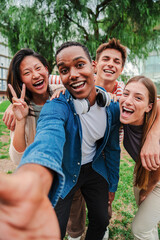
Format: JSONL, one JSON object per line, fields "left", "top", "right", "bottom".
{"left": 140, "top": 51, "right": 160, "bottom": 95}
{"left": 0, "top": 34, "right": 12, "bottom": 101}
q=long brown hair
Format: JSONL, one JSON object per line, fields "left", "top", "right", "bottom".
{"left": 126, "top": 76, "right": 157, "bottom": 189}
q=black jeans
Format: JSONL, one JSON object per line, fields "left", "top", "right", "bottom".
{"left": 55, "top": 162, "right": 109, "bottom": 240}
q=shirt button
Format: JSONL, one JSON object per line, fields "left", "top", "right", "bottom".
{"left": 74, "top": 113, "right": 76, "bottom": 116}
{"left": 74, "top": 175, "right": 77, "bottom": 178}
{"left": 77, "top": 162, "right": 80, "bottom": 165}
{"left": 73, "top": 180, "right": 75, "bottom": 183}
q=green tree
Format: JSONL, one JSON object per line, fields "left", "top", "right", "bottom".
{"left": 0, "top": 0, "right": 160, "bottom": 70}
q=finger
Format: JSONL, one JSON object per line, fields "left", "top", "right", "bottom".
{"left": 10, "top": 117, "right": 16, "bottom": 131}
{"left": 141, "top": 154, "right": 151, "bottom": 171}
{"left": 154, "top": 153, "right": 160, "bottom": 166}
{"left": 2, "top": 112, "right": 7, "bottom": 123}
{"left": 149, "top": 155, "right": 159, "bottom": 170}
{"left": 50, "top": 93, "right": 58, "bottom": 100}
{"left": 6, "top": 113, "right": 15, "bottom": 130}
{"left": 20, "top": 84, "right": 26, "bottom": 99}
{"left": 12, "top": 97, "right": 25, "bottom": 105}
{"left": 8, "top": 84, "right": 17, "bottom": 98}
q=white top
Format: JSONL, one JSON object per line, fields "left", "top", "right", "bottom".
{"left": 79, "top": 102, "right": 106, "bottom": 165}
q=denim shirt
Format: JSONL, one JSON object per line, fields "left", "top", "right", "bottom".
{"left": 20, "top": 89, "right": 121, "bottom": 207}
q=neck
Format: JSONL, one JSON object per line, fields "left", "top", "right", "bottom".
{"left": 32, "top": 92, "right": 49, "bottom": 105}
{"left": 95, "top": 77, "right": 116, "bottom": 93}
{"left": 87, "top": 86, "right": 97, "bottom": 106}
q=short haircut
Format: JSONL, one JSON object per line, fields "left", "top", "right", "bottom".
{"left": 96, "top": 38, "right": 127, "bottom": 67}
{"left": 55, "top": 41, "right": 92, "bottom": 64}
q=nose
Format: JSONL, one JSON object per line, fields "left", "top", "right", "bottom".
{"left": 32, "top": 70, "right": 40, "bottom": 79}
{"left": 69, "top": 67, "right": 79, "bottom": 80}
{"left": 124, "top": 95, "right": 133, "bottom": 105}
{"left": 107, "top": 59, "right": 115, "bottom": 69}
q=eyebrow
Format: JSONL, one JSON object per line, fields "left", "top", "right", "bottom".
{"left": 102, "top": 56, "right": 121, "bottom": 61}
{"left": 57, "top": 56, "right": 86, "bottom": 68}
{"left": 22, "top": 63, "right": 41, "bottom": 72}
{"left": 124, "top": 89, "right": 145, "bottom": 96}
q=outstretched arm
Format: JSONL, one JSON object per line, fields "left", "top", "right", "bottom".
{"left": 0, "top": 164, "right": 61, "bottom": 240}
{"left": 140, "top": 100, "right": 160, "bottom": 171}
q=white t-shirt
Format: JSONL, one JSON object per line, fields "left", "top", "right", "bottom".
{"left": 79, "top": 102, "right": 106, "bottom": 165}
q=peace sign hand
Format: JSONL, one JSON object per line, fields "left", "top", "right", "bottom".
{"left": 8, "top": 84, "right": 29, "bottom": 121}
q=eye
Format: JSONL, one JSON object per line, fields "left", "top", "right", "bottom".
{"left": 24, "top": 71, "right": 30, "bottom": 76}
{"left": 36, "top": 66, "right": 41, "bottom": 70}
{"left": 102, "top": 57, "right": 109, "bottom": 62}
{"left": 60, "top": 68, "right": 68, "bottom": 75}
{"left": 77, "top": 62, "right": 85, "bottom": 68}
{"left": 115, "top": 60, "right": 121, "bottom": 65}
{"left": 135, "top": 96, "right": 142, "bottom": 101}
{"left": 123, "top": 92, "right": 128, "bottom": 96}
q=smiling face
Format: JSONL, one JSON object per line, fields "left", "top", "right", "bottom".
{"left": 119, "top": 82, "right": 153, "bottom": 125}
{"left": 56, "top": 45, "right": 96, "bottom": 105}
{"left": 20, "top": 56, "right": 49, "bottom": 103}
{"left": 95, "top": 48, "right": 123, "bottom": 83}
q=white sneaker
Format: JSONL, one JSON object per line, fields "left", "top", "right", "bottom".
{"left": 68, "top": 236, "right": 81, "bottom": 240}
{"left": 103, "top": 227, "right": 109, "bottom": 240}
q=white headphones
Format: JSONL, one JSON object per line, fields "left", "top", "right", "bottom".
{"left": 73, "top": 87, "right": 111, "bottom": 115}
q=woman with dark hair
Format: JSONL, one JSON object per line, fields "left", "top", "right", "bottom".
{"left": 119, "top": 76, "right": 160, "bottom": 240}
{"left": 7, "top": 48, "right": 54, "bottom": 164}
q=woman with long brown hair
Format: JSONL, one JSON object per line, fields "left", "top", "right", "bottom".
{"left": 119, "top": 75, "right": 160, "bottom": 240}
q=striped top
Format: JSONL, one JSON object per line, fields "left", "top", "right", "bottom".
{"left": 49, "top": 75, "right": 62, "bottom": 84}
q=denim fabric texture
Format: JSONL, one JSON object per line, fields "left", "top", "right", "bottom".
{"left": 19, "top": 87, "right": 121, "bottom": 207}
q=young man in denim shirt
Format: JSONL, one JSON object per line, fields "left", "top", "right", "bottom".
{"left": 0, "top": 42, "right": 120, "bottom": 240}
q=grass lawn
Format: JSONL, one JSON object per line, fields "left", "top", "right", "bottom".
{"left": 0, "top": 100, "right": 10, "bottom": 112}
{"left": 0, "top": 101, "right": 10, "bottom": 160}
{"left": 0, "top": 100, "right": 159, "bottom": 239}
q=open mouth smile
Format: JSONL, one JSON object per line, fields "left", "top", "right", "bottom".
{"left": 71, "top": 81, "right": 85, "bottom": 90}
{"left": 121, "top": 106, "right": 134, "bottom": 117}
{"left": 33, "top": 79, "right": 44, "bottom": 88}
{"left": 103, "top": 69, "right": 115, "bottom": 74}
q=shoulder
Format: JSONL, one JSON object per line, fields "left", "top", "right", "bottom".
{"left": 107, "top": 101, "right": 120, "bottom": 123}
{"left": 40, "top": 93, "right": 70, "bottom": 120}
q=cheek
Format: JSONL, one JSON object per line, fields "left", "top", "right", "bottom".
{"left": 21, "top": 78, "right": 31, "bottom": 85}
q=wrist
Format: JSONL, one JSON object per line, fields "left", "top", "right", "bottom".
{"left": 16, "top": 118, "right": 26, "bottom": 126}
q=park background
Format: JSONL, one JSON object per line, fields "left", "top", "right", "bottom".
{"left": 0, "top": 0, "right": 160, "bottom": 239}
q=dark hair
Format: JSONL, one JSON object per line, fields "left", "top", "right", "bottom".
{"left": 7, "top": 48, "right": 50, "bottom": 107}
{"left": 55, "top": 41, "right": 92, "bottom": 63}
{"left": 96, "top": 38, "right": 127, "bottom": 67}
{"left": 126, "top": 76, "right": 157, "bottom": 190}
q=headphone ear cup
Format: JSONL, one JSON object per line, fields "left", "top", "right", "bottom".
{"left": 96, "top": 90, "right": 111, "bottom": 107}
{"left": 73, "top": 99, "right": 90, "bottom": 115}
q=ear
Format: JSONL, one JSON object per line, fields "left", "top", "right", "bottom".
{"left": 146, "top": 103, "right": 153, "bottom": 113}
{"left": 92, "top": 60, "right": 97, "bottom": 74}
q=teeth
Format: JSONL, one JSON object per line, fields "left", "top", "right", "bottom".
{"left": 72, "top": 82, "right": 84, "bottom": 87}
{"left": 123, "top": 107, "right": 133, "bottom": 112}
{"left": 34, "top": 80, "right": 43, "bottom": 86}
{"left": 104, "top": 70, "right": 114, "bottom": 74}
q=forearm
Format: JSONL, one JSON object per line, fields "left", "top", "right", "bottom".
{"left": 13, "top": 119, "right": 27, "bottom": 152}
{"left": 16, "top": 163, "right": 54, "bottom": 195}
{"left": 146, "top": 100, "right": 160, "bottom": 138}
{"left": 140, "top": 101, "right": 160, "bottom": 170}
